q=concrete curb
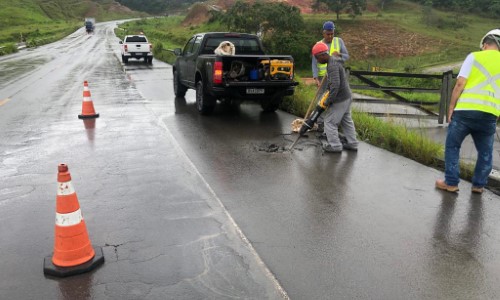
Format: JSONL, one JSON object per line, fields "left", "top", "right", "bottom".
{"left": 488, "top": 169, "right": 500, "bottom": 194}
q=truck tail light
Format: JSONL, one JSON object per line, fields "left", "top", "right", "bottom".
{"left": 213, "top": 61, "right": 223, "bottom": 84}
{"left": 149, "top": 44, "right": 152, "bottom": 51}
{"left": 124, "top": 44, "right": 128, "bottom": 52}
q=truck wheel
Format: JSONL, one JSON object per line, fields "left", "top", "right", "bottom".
{"left": 173, "top": 70, "right": 187, "bottom": 97}
{"left": 196, "top": 80, "right": 216, "bottom": 115}
{"left": 148, "top": 57, "right": 153, "bottom": 64}
{"left": 122, "top": 56, "right": 128, "bottom": 64}
{"left": 261, "top": 95, "right": 283, "bottom": 112}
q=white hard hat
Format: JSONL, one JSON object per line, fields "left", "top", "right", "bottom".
{"left": 479, "top": 29, "right": 500, "bottom": 48}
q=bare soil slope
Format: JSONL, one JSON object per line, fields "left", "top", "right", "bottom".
{"left": 341, "top": 20, "right": 442, "bottom": 60}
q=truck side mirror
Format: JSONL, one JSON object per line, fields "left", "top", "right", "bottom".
{"left": 173, "top": 48, "right": 182, "bottom": 56}
{"left": 119, "top": 41, "right": 123, "bottom": 44}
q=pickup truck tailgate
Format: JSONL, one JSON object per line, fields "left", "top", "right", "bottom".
{"left": 127, "top": 44, "right": 149, "bottom": 53}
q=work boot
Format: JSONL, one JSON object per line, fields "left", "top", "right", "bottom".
{"left": 343, "top": 143, "right": 358, "bottom": 151}
{"left": 435, "top": 179, "right": 459, "bottom": 192}
{"left": 471, "top": 186, "right": 484, "bottom": 194}
{"left": 339, "top": 133, "right": 348, "bottom": 145}
{"left": 323, "top": 144, "right": 342, "bottom": 153}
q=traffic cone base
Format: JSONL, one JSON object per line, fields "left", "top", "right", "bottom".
{"left": 44, "top": 246, "right": 104, "bottom": 278}
{"left": 78, "top": 112, "right": 99, "bottom": 119}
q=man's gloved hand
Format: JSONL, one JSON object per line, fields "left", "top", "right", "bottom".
{"left": 298, "top": 105, "right": 325, "bottom": 136}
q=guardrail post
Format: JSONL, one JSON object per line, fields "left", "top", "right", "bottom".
{"left": 438, "top": 72, "right": 446, "bottom": 124}
{"left": 445, "top": 70, "right": 453, "bottom": 123}
{"left": 438, "top": 70, "right": 453, "bottom": 124}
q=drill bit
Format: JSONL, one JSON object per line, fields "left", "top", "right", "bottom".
{"left": 288, "top": 134, "right": 302, "bottom": 151}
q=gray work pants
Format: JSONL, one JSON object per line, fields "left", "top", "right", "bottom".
{"left": 324, "top": 99, "right": 358, "bottom": 150}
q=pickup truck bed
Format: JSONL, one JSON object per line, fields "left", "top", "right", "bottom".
{"left": 173, "top": 32, "right": 298, "bottom": 114}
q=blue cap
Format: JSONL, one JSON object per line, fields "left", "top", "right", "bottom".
{"left": 323, "top": 21, "right": 335, "bottom": 31}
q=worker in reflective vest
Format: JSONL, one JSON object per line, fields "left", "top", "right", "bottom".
{"left": 436, "top": 29, "right": 500, "bottom": 194}
{"left": 312, "top": 21, "right": 350, "bottom": 88}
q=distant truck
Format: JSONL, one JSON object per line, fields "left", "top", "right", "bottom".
{"left": 172, "top": 32, "right": 297, "bottom": 114}
{"left": 84, "top": 18, "right": 95, "bottom": 34}
{"left": 119, "top": 35, "right": 153, "bottom": 64}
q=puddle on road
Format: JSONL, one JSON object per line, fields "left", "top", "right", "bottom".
{"left": 0, "top": 57, "right": 49, "bottom": 88}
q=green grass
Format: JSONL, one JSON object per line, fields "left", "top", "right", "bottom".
{"left": 351, "top": 111, "right": 443, "bottom": 165}
{"left": 280, "top": 75, "right": 319, "bottom": 116}
{"left": 1, "top": 21, "right": 81, "bottom": 46}
{"left": 0, "top": 43, "right": 18, "bottom": 55}
{"left": 0, "top": 0, "right": 52, "bottom": 26}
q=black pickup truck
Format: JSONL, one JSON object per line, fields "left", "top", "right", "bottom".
{"left": 172, "top": 32, "right": 298, "bottom": 114}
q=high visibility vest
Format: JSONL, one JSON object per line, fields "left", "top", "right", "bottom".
{"left": 455, "top": 50, "right": 500, "bottom": 117}
{"left": 317, "top": 38, "right": 340, "bottom": 77}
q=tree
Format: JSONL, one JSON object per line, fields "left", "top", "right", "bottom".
{"left": 221, "top": 1, "right": 261, "bottom": 33}
{"left": 315, "top": 0, "right": 367, "bottom": 20}
{"left": 378, "top": 0, "right": 394, "bottom": 10}
{"left": 421, "top": 0, "right": 434, "bottom": 26}
{"left": 215, "top": 1, "right": 311, "bottom": 68}
{"left": 220, "top": 1, "right": 304, "bottom": 35}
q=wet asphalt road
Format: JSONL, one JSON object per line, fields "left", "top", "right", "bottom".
{"left": 1, "top": 21, "right": 500, "bottom": 299}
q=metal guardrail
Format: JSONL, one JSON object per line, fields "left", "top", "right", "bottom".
{"left": 346, "top": 68, "right": 456, "bottom": 124}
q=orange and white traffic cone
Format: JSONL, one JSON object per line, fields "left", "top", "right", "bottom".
{"left": 43, "top": 164, "right": 104, "bottom": 277}
{"left": 78, "top": 81, "right": 99, "bottom": 119}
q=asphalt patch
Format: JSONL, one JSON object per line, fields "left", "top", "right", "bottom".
{"left": 258, "top": 142, "right": 288, "bottom": 153}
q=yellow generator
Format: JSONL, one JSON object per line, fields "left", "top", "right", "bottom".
{"left": 259, "top": 59, "right": 294, "bottom": 80}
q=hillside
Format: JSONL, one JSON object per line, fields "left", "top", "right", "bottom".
{"left": 0, "top": 0, "right": 145, "bottom": 49}
{"left": 36, "top": 0, "right": 137, "bottom": 21}
{"left": 0, "top": 0, "right": 142, "bottom": 27}
{"left": 182, "top": 0, "right": 497, "bottom": 70}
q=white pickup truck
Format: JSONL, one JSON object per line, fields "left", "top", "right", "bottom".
{"left": 119, "top": 35, "right": 153, "bottom": 64}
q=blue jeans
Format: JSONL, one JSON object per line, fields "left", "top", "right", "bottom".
{"left": 444, "top": 111, "right": 497, "bottom": 187}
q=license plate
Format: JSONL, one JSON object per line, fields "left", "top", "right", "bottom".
{"left": 246, "top": 88, "right": 265, "bottom": 94}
